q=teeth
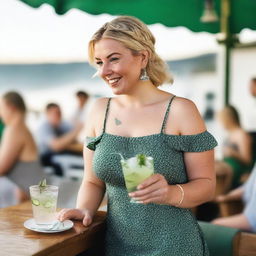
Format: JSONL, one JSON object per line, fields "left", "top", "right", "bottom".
{"left": 109, "top": 78, "right": 120, "bottom": 84}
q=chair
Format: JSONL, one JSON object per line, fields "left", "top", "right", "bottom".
{"left": 199, "top": 221, "right": 256, "bottom": 256}
{"left": 218, "top": 199, "right": 244, "bottom": 217}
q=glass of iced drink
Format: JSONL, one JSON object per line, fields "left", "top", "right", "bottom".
{"left": 29, "top": 181, "right": 58, "bottom": 225}
{"left": 121, "top": 154, "right": 154, "bottom": 203}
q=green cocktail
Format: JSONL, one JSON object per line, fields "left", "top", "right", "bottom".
{"left": 29, "top": 183, "right": 58, "bottom": 225}
{"left": 121, "top": 154, "right": 154, "bottom": 202}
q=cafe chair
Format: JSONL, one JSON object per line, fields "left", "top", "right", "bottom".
{"left": 199, "top": 221, "right": 256, "bottom": 256}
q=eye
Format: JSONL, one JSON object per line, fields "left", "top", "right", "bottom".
{"left": 110, "top": 57, "right": 119, "bottom": 62}
{"left": 96, "top": 61, "right": 103, "bottom": 66}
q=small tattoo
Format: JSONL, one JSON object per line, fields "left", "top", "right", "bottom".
{"left": 115, "top": 118, "right": 122, "bottom": 126}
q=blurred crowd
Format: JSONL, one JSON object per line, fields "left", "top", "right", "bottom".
{"left": 1, "top": 78, "right": 256, "bottom": 233}
{"left": 0, "top": 90, "right": 90, "bottom": 207}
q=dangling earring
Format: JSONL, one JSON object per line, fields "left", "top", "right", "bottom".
{"left": 139, "top": 68, "right": 149, "bottom": 81}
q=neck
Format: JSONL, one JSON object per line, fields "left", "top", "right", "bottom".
{"left": 8, "top": 113, "right": 25, "bottom": 126}
{"left": 120, "top": 81, "right": 161, "bottom": 107}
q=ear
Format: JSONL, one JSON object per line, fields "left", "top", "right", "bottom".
{"left": 139, "top": 50, "right": 149, "bottom": 68}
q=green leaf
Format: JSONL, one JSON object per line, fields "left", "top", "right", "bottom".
{"left": 38, "top": 178, "right": 47, "bottom": 193}
{"left": 137, "top": 154, "right": 146, "bottom": 167}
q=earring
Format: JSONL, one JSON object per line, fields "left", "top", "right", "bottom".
{"left": 139, "top": 68, "right": 149, "bottom": 81}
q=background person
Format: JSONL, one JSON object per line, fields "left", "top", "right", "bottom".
{"left": 71, "top": 90, "right": 89, "bottom": 124}
{"left": 215, "top": 105, "right": 252, "bottom": 191}
{"left": 212, "top": 163, "right": 256, "bottom": 232}
{"left": 0, "top": 91, "right": 44, "bottom": 203}
{"left": 58, "top": 16, "right": 217, "bottom": 256}
{"left": 36, "top": 103, "right": 83, "bottom": 176}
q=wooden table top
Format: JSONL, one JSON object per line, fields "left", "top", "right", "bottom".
{"left": 0, "top": 201, "right": 106, "bottom": 256}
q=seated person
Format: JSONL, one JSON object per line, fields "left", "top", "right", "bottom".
{"left": 215, "top": 105, "right": 252, "bottom": 190}
{"left": 36, "top": 103, "right": 83, "bottom": 175}
{"left": 212, "top": 163, "right": 256, "bottom": 232}
{"left": 0, "top": 91, "right": 44, "bottom": 203}
{"left": 71, "top": 90, "right": 89, "bottom": 124}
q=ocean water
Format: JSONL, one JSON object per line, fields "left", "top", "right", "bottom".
{"left": 0, "top": 54, "right": 217, "bottom": 114}
{"left": 0, "top": 54, "right": 224, "bottom": 151}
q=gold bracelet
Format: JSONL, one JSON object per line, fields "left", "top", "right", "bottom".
{"left": 175, "top": 184, "right": 184, "bottom": 207}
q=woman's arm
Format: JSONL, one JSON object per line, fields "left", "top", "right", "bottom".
{"left": 130, "top": 98, "right": 216, "bottom": 207}
{"left": 58, "top": 98, "right": 108, "bottom": 225}
{"left": 216, "top": 186, "right": 244, "bottom": 202}
{"left": 0, "top": 126, "right": 23, "bottom": 176}
{"left": 76, "top": 147, "right": 106, "bottom": 216}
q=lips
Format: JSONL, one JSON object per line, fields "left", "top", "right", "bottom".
{"left": 108, "top": 77, "right": 121, "bottom": 86}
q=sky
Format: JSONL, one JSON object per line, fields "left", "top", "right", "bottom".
{"left": 0, "top": 0, "right": 256, "bottom": 64}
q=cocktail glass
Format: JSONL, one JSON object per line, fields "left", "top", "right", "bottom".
{"left": 29, "top": 185, "right": 58, "bottom": 225}
{"left": 121, "top": 154, "right": 154, "bottom": 203}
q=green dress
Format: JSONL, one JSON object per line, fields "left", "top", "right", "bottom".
{"left": 86, "top": 96, "right": 217, "bottom": 256}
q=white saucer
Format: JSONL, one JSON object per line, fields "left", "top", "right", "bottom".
{"left": 24, "top": 219, "right": 73, "bottom": 233}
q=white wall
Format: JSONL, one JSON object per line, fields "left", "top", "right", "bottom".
{"left": 229, "top": 47, "right": 256, "bottom": 131}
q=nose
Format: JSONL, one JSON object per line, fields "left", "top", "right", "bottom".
{"left": 99, "top": 63, "right": 112, "bottom": 78}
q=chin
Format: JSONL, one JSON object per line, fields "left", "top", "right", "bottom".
{"left": 111, "top": 87, "right": 125, "bottom": 95}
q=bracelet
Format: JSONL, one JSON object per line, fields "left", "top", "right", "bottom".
{"left": 175, "top": 184, "right": 184, "bottom": 207}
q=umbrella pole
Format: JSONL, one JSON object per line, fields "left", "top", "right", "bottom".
{"left": 221, "top": 0, "right": 231, "bottom": 106}
{"left": 224, "top": 39, "right": 230, "bottom": 105}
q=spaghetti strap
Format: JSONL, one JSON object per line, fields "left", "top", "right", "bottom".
{"left": 161, "top": 95, "right": 176, "bottom": 134}
{"left": 102, "top": 98, "right": 112, "bottom": 133}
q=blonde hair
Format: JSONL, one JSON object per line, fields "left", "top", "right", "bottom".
{"left": 88, "top": 16, "right": 173, "bottom": 87}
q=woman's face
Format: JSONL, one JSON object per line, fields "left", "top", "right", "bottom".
{"left": 0, "top": 99, "right": 13, "bottom": 124}
{"left": 94, "top": 38, "right": 144, "bottom": 95}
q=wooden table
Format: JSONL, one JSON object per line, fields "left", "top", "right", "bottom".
{"left": 0, "top": 202, "right": 106, "bottom": 256}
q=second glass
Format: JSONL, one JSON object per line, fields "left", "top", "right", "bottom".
{"left": 29, "top": 185, "right": 58, "bottom": 225}
{"left": 121, "top": 154, "right": 154, "bottom": 203}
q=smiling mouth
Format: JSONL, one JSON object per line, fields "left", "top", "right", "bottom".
{"left": 108, "top": 77, "right": 121, "bottom": 86}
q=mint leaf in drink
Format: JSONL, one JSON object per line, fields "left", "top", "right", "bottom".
{"left": 137, "top": 154, "right": 146, "bottom": 167}
{"left": 38, "top": 178, "right": 47, "bottom": 193}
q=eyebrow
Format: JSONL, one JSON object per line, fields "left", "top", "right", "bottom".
{"left": 95, "top": 52, "right": 121, "bottom": 60}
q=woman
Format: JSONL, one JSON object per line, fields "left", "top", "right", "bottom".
{"left": 215, "top": 106, "right": 252, "bottom": 190}
{"left": 0, "top": 91, "right": 44, "bottom": 202}
{"left": 213, "top": 163, "right": 256, "bottom": 232}
{"left": 58, "top": 16, "right": 217, "bottom": 256}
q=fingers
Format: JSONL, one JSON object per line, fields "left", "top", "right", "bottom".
{"left": 133, "top": 187, "right": 168, "bottom": 202}
{"left": 137, "top": 174, "right": 164, "bottom": 190}
{"left": 129, "top": 174, "right": 169, "bottom": 204}
{"left": 82, "top": 211, "right": 93, "bottom": 227}
{"left": 57, "top": 208, "right": 93, "bottom": 227}
{"left": 129, "top": 182, "right": 160, "bottom": 198}
{"left": 57, "top": 208, "right": 84, "bottom": 222}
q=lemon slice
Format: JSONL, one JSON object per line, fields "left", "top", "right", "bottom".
{"left": 43, "top": 201, "right": 53, "bottom": 208}
{"left": 31, "top": 199, "right": 40, "bottom": 206}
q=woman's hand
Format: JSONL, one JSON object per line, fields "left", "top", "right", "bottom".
{"left": 128, "top": 174, "right": 170, "bottom": 205}
{"left": 57, "top": 208, "right": 93, "bottom": 227}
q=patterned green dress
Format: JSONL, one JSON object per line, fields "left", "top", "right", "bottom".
{"left": 86, "top": 96, "right": 217, "bottom": 256}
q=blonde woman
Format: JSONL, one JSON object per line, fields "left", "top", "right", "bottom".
{"left": 0, "top": 91, "right": 44, "bottom": 203}
{"left": 58, "top": 16, "right": 217, "bottom": 255}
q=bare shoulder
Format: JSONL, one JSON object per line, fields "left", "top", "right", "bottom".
{"left": 236, "top": 129, "right": 252, "bottom": 142}
{"left": 171, "top": 96, "right": 206, "bottom": 135}
{"left": 86, "top": 97, "right": 110, "bottom": 137}
{"left": 1, "top": 125, "right": 23, "bottom": 146}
